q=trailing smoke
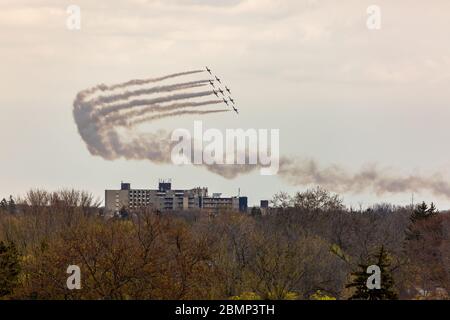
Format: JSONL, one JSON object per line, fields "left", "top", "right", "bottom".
{"left": 73, "top": 70, "right": 227, "bottom": 161}
{"left": 87, "top": 70, "right": 204, "bottom": 95}
{"left": 205, "top": 156, "right": 450, "bottom": 198}
{"left": 73, "top": 70, "right": 450, "bottom": 198}
{"left": 127, "top": 109, "right": 228, "bottom": 127}
{"left": 86, "top": 80, "right": 209, "bottom": 107}
{"left": 108, "top": 100, "right": 223, "bottom": 125}
{"left": 278, "top": 158, "right": 450, "bottom": 198}
{"left": 97, "top": 91, "right": 215, "bottom": 117}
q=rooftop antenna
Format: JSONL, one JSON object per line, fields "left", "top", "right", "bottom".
{"left": 238, "top": 188, "right": 240, "bottom": 197}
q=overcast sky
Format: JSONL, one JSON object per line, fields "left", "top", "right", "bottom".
{"left": 1, "top": 0, "right": 450, "bottom": 208}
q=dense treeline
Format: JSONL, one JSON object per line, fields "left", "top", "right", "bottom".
{"left": 0, "top": 188, "right": 449, "bottom": 300}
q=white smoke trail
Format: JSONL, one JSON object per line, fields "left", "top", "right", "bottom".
{"left": 125, "top": 109, "right": 229, "bottom": 127}
{"left": 78, "top": 70, "right": 204, "bottom": 101}
{"left": 277, "top": 158, "right": 450, "bottom": 198}
{"left": 86, "top": 80, "right": 209, "bottom": 107}
{"left": 73, "top": 70, "right": 450, "bottom": 199}
{"left": 107, "top": 70, "right": 204, "bottom": 90}
{"left": 96, "top": 91, "right": 215, "bottom": 117}
{"left": 73, "top": 70, "right": 227, "bottom": 164}
{"left": 107, "top": 100, "right": 223, "bottom": 124}
{"left": 205, "top": 157, "right": 450, "bottom": 198}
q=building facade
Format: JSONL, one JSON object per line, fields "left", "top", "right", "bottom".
{"left": 105, "top": 181, "right": 248, "bottom": 214}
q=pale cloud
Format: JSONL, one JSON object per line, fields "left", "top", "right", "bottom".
{"left": 2, "top": 0, "right": 450, "bottom": 91}
{"left": 0, "top": 5, "right": 64, "bottom": 27}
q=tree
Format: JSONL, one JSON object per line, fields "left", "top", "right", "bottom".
{"left": 119, "top": 205, "right": 129, "bottom": 219}
{"left": 0, "top": 198, "right": 7, "bottom": 212}
{"left": 231, "top": 292, "right": 262, "bottom": 300}
{"left": 403, "top": 214, "right": 447, "bottom": 297}
{"left": 293, "top": 187, "right": 344, "bottom": 212}
{"left": 0, "top": 241, "right": 21, "bottom": 297}
{"left": 310, "top": 290, "right": 336, "bottom": 300}
{"left": 270, "top": 191, "right": 293, "bottom": 209}
{"left": 411, "top": 202, "right": 437, "bottom": 223}
{"left": 406, "top": 201, "right": 438, "bottom": 241}
{"left": 8, "top": 195, "right": 16, "bottom": 214}
{"left": 346, "top": 246, "right": 398, "bottom": 300}
{"left": 250, "top": 207, "right": 261, "bottom": 216}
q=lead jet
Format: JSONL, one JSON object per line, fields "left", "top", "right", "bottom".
{"left": 218, "top": 88, "right": 224, "bottom": 95}
{"left": 225, "top": 86, "right": 231, "bottom": 94}
{"left": 232, "top": 106, "right": 239, "bottom": 114}
{"left": 213, "top": 90, "right": 219, "bottom": 97}
{"left": 215, "top": 76, "right": 221, "bottom": 83}
{"left": 206, "top": 66, "right": 212, "bottom": 74}
{"left": 223, "top": 98, "right": 229, "bottom": 106}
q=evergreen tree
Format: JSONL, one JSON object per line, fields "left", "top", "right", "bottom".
{"left": 406, "top": 201, "right": 438, "bottom": 241}
{"left": 428, "top": 202, "right": 436, "bottom": 214}
{"left": 119, "top": 206, "right": 129, "bottom": 219}
{"left": 0, "top": 241, "right": 21, "bottom": 297}
{"left": 250, "top": 207, "right": 262, "bottom": 216}
{"left": 0, "top": 198, "right": 7, "bottom": 211}
{"left": 346, "top": 246, "right": 398, "bottom": 300}
{"left": 8, "top": 195, "right": 16, "bottom": 214}
{"left": 411, "top": 201, "right": 437, "bottom": 223}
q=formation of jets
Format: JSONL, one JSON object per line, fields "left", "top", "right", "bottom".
{"left": 206, "top": 66, "right": 238, "bottom": 114}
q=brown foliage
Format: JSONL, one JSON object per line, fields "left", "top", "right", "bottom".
{"left": 0, "top": 189, "right": 449, "bottom": 300}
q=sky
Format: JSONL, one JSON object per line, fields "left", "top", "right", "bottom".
{"left": 1, "top": 0, "right": 450, "bottom": 208}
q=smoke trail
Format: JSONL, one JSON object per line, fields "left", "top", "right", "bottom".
{"left": 73, "top": 70, "right": 228, "bottom": 164}
{"left": 96, "top": 91, "right": 215, "bottom": 117}
{"left": 108, "top": 70, "right": 204, "bottom": 90}
{"left": 205, "top": 156, "right": 450, "bottom": 198}
{"left": 103, "top": 130, "right": 174, "bottom": 163}
{"left": 126, "top": 109, "right": 229, "bottom": 127}
{"left": 74, "top": 70, "right": 450, "bottom": 199}
{"left": 86, "top": 80, "right": 210, "bottom": 107}
{"left": 203, "top": 163, "right": 258, "bottom": 179}
{"left": 79, "top": 70, "right": 204, "bottom": 101}
{"left": 277, "top": 158, "right": 450, "bottom": 198}
{"left": 107, "top": 100, "right": 223, "bottom": 124}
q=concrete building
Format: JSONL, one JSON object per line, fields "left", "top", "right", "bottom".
{"left": 105, "top": 180, "right": 248, "bottom": 214}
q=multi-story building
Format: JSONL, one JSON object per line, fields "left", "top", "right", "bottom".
{"left": 105, "top": 180, "right": 248, "bottom": 214}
